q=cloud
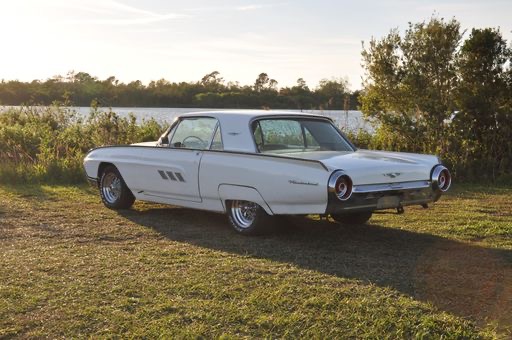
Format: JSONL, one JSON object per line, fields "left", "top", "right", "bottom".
{"left": 236, "top": 4, "right": 265, "bottom": 11}
{"left": 104, "top": 0, "right": 162, "bottom": 17}
{"left": 320, "top": 37, "right": 362, "bottom": 46}
{"left": 180, "top": 2, "right": 287, "bottom": 14}
{"left": 122, "top": 28, "right": 170, "bottom": 34}
{"left": 50, "top": 0, "right": 189, "bottom": 26}
{"left": 85, "top": 13, "right": 188, "bottom": 26}
{"left": 235, "top": 3, "right": 287, "bottom": 11}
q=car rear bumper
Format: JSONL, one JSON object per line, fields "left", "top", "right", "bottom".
{"left": 326, "top": 180, "right": 441, "bottom": 214}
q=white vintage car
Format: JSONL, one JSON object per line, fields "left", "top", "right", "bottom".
{"left": 84, "top": 110, "right": 451, "bottom": 234}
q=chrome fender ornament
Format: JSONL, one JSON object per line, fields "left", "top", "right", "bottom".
{"left": 289, "top": 179, "right": 319, "bottom": 186}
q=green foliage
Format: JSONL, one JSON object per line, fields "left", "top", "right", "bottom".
{"left": 0, "top": 105, "right": 165, "bottom": 184}
{"left": 361, "top": 16, "right": 512, "bottom": 181}
{"left": 316, "top": 78, "right": 350, "bottom": 110}
{"left": 0, "top": 71, "right": 358, "bottom": 110}
{"left": 453, "top": 28, "right": 512, "bottom": 180}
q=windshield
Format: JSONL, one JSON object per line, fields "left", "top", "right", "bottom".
{"left": 252, "top": 118, "right": 354, "bottom": 154}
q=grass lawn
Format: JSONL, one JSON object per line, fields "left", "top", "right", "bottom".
{"left": 0, "top": 183, "right": 511, "bottom": 338}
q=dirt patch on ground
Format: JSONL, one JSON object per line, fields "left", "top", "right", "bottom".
{"left": 415, "top": 241, "right": 512, "bottom": 328}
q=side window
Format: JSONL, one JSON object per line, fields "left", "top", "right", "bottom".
{"left": 251, "top": 118, "right": 353, "bottom": 153}
{"left": 210, "top": 125, "right": 224, "bottom": 150}
{"left": 256, "top": 119, "right": 304, "bottom": 152}
{"left": 253, "top": 122, "right": 264, "bottom": 149}
{"left": 170, "top": 118, "right": 217, "bottom": 150}
{"left": 304, "top": 127, "right": 320, "bottom": 148}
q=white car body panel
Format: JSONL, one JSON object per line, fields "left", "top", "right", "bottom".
{"left": 280, "top": 149, "right": 439, "bottom": 185}
{"left": 85, "top": 146, "right": 329, "bottom": 214}
{"left": 218, "top": 184, "right": 272, "bottom": 215}
{"left": 84, "top": 110, "right": 449, "bottom": 216}
{"left": 200, "top": 152, "right": 329, "bottom": 214}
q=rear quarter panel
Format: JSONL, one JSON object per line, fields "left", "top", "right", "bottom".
{"left": 199, "top": 152, "right": 330, "bottom": 214}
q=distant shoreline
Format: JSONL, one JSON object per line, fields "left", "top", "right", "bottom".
{"left": 0, "top": 105, "right": 372, "bottom": 132}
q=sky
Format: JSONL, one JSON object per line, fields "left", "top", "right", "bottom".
{"left": 0, "top": 0, "right": 511, "bottom": 90}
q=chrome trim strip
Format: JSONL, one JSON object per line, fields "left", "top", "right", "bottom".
{"left": 343, "top": 204, "right": 377, "bottom": 210}
{"left": 209, "top": 122, "right": 224, "bottom": 151}
{"left": 353, "top": 180, "right": 431, "bottom": 193}
{"left": 86, "top": 176, "right": 98, "bottom": 187}
{"left": 206, "top": 121, "right": 219, "bottom": 150}
{"left": 289, "top": 180, "right": 319, "bottom": 186}
{"left": 86, "top": 145, "right": 329, "bottom": 171}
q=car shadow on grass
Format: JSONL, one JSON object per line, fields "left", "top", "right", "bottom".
{"left": 119, "top": 206, "right": 512, "bottom": 331}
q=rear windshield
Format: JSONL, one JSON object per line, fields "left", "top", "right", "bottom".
{"left": 251, "top": 118, "right": 354, "bottom": 154}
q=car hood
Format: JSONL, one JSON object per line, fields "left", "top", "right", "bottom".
{"left": 281, "top": 149, "right": 439, "bottom": 185}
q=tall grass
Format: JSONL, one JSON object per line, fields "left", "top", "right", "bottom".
{"left": 2, "top": 104, "right": 510, "bottom": 185}
{"left": 0, "top": 104, "right": 164, "bottom": 184}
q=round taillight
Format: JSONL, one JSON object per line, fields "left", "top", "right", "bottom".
{"left": 328, "top": 171, "right": 353, "bottom": 201}
{"left": 431, "top": 165, "right": 452, "bottom": 192}
{"left": 335, "top": 175, "right": 352, "bottom": 200}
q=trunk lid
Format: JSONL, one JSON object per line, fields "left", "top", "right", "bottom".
{"left": 282, "top": 150, "right": 439, "bottom": 185}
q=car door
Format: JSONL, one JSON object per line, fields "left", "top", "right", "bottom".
{"left": 132, "top": 117, "right": 218, "bottom": 203}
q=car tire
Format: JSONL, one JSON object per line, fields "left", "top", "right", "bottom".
{"left": 227, "top": 200, "right": 271, "bottom": 235}
{"left": 331, "top": 211, "right": 372, "bottom": 225}
{"left": 99, "top": 165, "right": 135, "bottom": 209}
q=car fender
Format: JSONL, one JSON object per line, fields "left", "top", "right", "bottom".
{"left": 218, "top": 184, "right": 273, "bottom": 215}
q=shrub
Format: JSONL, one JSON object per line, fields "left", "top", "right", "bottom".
{"left": 0, "top": 105, "right": 165, "bottom": 184}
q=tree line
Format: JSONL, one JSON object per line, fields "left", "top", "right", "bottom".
{"left": 358, "top": 16, "right": 512, "bottom": 181}
{"left": 0, "top": 71, "right": 359, "bottom": 110}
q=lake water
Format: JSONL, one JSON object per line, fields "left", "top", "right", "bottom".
{"left": 78, "top": 107, "right": 372, "bottom": 132}
{"left": 2, "top": 106, "right": 373, "bottom": 132}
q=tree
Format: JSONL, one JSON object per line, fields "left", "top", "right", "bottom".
{"left": 0, "top": 70, "right": 361, "bottom": 110}
{"left": 296, "top": 78, "right": 308, "bottom": 90}
{"left": 73, "top": 72, "right": 96, "bottom": 83}
{"left": 288, "top": 78, "right": 313, "bottom": 110}
{"left": 254, "top": 73, "right": 270, "bottom": 92}
{"left": 268, "top": 79, "right": 278, "bottom": 90}
{"left": 455, "top": 28, "right": 509, "bottom": 136}
{"left": 360, "top": 16, "right": 512, "bottom": 180}
{"left": 360, "top": 16, "right": 462, "bottom": 155}
{"left": 316, "top": 78, "right": 349, "bottom": 109}
{"left": 200, "top": 71, "right": 224, "bottom": 93}
{"left": 454, "top": 28, "right": 512, "bottom": 178}
{"left": 201, "top": 71, "right": 222, "bottom": 85}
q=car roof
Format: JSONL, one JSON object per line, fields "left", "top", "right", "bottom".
{"left": 176, "top": 110, "right": 334, "bottom": 153}
{"left": 179, "top": 110, "right": 331, "bottom": 121}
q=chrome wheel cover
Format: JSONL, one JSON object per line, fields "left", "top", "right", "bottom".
{"left": 101, "top": 172, "right": 122, "bottom": 204}
{"left": 231, "top": 200, "right": 258, "bottom": 229}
